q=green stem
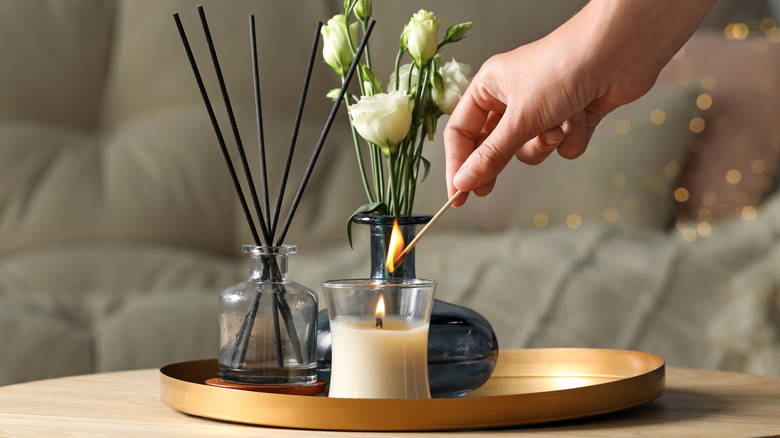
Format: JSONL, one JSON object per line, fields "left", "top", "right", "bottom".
{"left": 393, "top": 48, "right": 404, "bottom": 91}
{"left": 387, "top": 153, "right": 399, "bottom": 215}
{"left": 361, "top": 19, "right": 373, "bottom": 72}
{"left": 406, "top": 132, "right": 427, "bottom": 215}
{"left": 344, "top": 94, "right": 374, "bottom": 204}
{"left": 373, "top": 144, "right": 385, "bottom": 203}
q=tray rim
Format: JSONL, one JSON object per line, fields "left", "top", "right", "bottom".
{"left": 160, "top": 348, "right": 665, "bottom": 431}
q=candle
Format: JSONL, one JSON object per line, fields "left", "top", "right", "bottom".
{"left": 329, "top": 316, "right": 430, "bottom": 399}
{"left": 321, "top": 278, "right": 437, "bottom": 399}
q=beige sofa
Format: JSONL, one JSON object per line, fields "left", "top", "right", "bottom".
{"left": 2, "top": 0, "right": 779, "bottom": 386}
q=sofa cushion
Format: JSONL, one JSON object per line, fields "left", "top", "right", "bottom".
{"left": 656, "top": 32, "right": 780, "bottom": 224}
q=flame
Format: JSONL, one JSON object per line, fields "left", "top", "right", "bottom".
{"left": 376, "top": 295, "right": 385, "bottom": 319}
{"left": 385, "top": 218, "right": 405, "bottom": 273}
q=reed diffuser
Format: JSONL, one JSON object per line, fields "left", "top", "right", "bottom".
{"left": 173, "top": 6, "right": 374, "bottom": 390}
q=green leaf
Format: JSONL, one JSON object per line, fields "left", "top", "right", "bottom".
{"left": 419, "top": 156, "right": 431, "bottom": 183}
{"left": 424, "top": 112, "right": 437, "bottom": 141}
{"left": 431, "top": 70, "right": 444, "bottom": 97}
{"left": 360, "top": 64, "right": 381, "bottom": 95}
{"left": 346, "top": 202, "right": 387, "bottom": 249}
{"left": 326, "top": 88, "right": 342, "bottom": 101}
{"left": 440, "top": 22, "right": 473, "bottom": 48}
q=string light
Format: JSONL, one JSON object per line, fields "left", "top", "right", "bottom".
{"left": 696, "top": 94, "right": 712, "bottom": 110}
{"left": 726, "top": 169, "right": 742, "bottom": 184}
{"left": 674, "top": 187, "right": 690, "bottom": 202}
{"left": 650, "top": 109, "right": 666, "bottom": 125}
{"left": 689, "top": 117, "right": 706, "bottom": 133}
{"left": 566, "top": 214, "right": 582, "bottom": 229}
{"left": 533, "top": 213, "right": 549, "bottom": 229}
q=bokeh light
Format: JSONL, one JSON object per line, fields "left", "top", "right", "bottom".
{"left": 674, "top": 187, "right": 690, "bottom": 202}
{"left": 650, "top": 109, "right": 666, "bottom": 125}
{"left": 696, "top": 94, "right": 712, "bottom": 110}
{"left": 534, "top": 213, "right": 549, "bottom": 229}
{"left": 615, "top": 119, "right": 631, "bottom": 135}
{"left": 697, "top": 221, "right": 712, "bottom": 237}
{"left": 689, "top": 117, "right": 706, "bottom": 133}
{"left": 726, "top": 169, "right": 742, "bottom": 184}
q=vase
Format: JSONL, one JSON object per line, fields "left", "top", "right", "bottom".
{"left": 317, "top": 215, "right": 499, "bottom": 398}
{"left": 218, "top": 245, "right": 318, "bottom": 385}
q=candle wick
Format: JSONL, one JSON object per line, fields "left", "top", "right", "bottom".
{"left": 375, "top": 316, "right": 383, "bottom": 329}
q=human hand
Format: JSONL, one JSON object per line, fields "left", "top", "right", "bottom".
{"left": 444, "top": 0, "right": 715, "bottom": 206}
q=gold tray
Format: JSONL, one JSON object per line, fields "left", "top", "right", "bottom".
{"left": 160, "top": 348, "right": 664, "bottom": 431}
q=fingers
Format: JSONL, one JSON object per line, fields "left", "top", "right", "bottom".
{"left": 444, "top": 84, "right": 507, "bottom": 207}
{"left": 514, "top": 126, "right": 565, "bottom": 165}
{"left": 557, "top": 110, "right": 588, "bottom": 159}
{"left": 451, "top": 107, "right": 524, "bottom": 197}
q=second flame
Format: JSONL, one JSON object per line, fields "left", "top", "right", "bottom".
{"left": 375, "top": 294, "right": 385, "bottom": 329}
{"left": 385, "top": 218, "right": 405, "bottom": 273}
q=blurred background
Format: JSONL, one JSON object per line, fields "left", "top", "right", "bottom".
{"left": 1, "top": 0, "right": 779, "bottom": 386}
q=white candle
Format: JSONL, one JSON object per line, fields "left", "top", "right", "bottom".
{"left": 329, "top": 316, "right": 430, "bottom": 399}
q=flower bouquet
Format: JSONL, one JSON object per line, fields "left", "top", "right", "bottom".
{"left": 321, "top": 0, "right": 472, "bottom": 244}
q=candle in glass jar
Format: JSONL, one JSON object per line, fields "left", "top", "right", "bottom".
{"left": 328, "top": 316, "right": 430, "bottom": 399}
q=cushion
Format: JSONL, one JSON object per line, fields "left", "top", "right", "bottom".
{"left": 656, "top": 32, "right": 780, "bottom": 224}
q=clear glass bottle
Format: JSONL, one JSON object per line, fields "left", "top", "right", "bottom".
{"left": 219, "top": 245, "right": 318, "bottom": 385}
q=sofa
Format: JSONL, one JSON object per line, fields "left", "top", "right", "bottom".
{"left": 1, "top": 0, "right": 779, "bottom": 387}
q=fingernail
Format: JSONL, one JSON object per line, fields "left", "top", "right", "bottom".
{"left": 454, "top": 167, "right": 478, "bottom": 190}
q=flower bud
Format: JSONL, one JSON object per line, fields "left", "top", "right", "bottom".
{"left": 405, "top": 10, "right": 440, "bottom": 67}
{"left": 433, "top": 58, "right": 471, "bottom": 115}
{"left": 348, "top": 91, "right": 414, "bottom": 156}
{"left": 321, "top": 15, "right": 358, "bottom": 77}
{"left": 354, "top": 0, "right": 372, "bottom": 22}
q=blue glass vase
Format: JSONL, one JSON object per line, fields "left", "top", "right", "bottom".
{"left": 317, "top": 215, "right": 498, "bottom": 398}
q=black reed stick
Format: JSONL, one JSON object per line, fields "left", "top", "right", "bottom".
{"left": 173, "top": 13, "right": 261, "bottom": 246}
{"left": 250, "top": 15, "right": 272, "bottom": 233}
{"left": 270, "top": 21, "right": 322, "bottom": 239}
{"left": 275, "top": 19, "right": 376, "bottom": 246}
{"left": 197, "top": 6, "right": 272, "bottom": 246}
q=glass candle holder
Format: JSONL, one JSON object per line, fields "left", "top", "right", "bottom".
{"left": 321, "top": 278, "right": 436, "bottom": 399}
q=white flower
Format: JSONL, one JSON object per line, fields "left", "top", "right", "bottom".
{"left": 433, "top": 59, "right": 471, "bottom": 115}
{"left": 321, "top": 15, "right": 358, "bottom": 77}
{"left": 388, "top": 63, "right": 416, "bottom": 93}
{"left": 349, "top": 91, "right": 414, "bottom": 156}
{"left": 403, "top": 10, "right": 440, "bottom": 67}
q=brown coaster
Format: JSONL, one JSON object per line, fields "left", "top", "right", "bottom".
{"left": 204, "top": 378, "right": 326, "bottom": 396}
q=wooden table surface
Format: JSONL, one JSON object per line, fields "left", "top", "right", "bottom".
{"left": 0, "top": 366, "right": 778, "bottom": 437}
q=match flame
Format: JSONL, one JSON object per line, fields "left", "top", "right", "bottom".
{"left": 376, "top": 295, "right": 385, "bottom": 319}
{"left": 385, "top": 218, "right": 405, "bottom": 273}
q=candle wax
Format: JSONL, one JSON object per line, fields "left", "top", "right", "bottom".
{"left": 329, "top": 316, "right": 430, "bottom": 399}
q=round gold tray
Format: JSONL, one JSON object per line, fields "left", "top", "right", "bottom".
{"left": 160, "top": 348, "right": 664, "bottom": 431}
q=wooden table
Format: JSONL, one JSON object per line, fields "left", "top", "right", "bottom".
{"left": 0, "top": 366, "right": 778, "bottom": 437}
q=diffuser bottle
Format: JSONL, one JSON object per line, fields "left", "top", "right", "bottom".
{"left": 218, "top": 245, "right": 318, "bottom": 385}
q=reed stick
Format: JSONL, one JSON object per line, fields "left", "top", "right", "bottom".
{"left": 173, "top": 13, "right": 261, "bottom": 246}
{"left": 275, "top": 19, "right": 376, "bottom": 246}
{"left": 250, "top": 15, "right": 272, "bottom": 232}
{"left": 270, "top": 22, "right": 323, "bottom": 240}
{"left": 198, "top": 6, "right": 272, "bottom": 246}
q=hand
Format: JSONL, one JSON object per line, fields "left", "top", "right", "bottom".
{"left": 444, "top": 0, "right": 715, "bottom": 206}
